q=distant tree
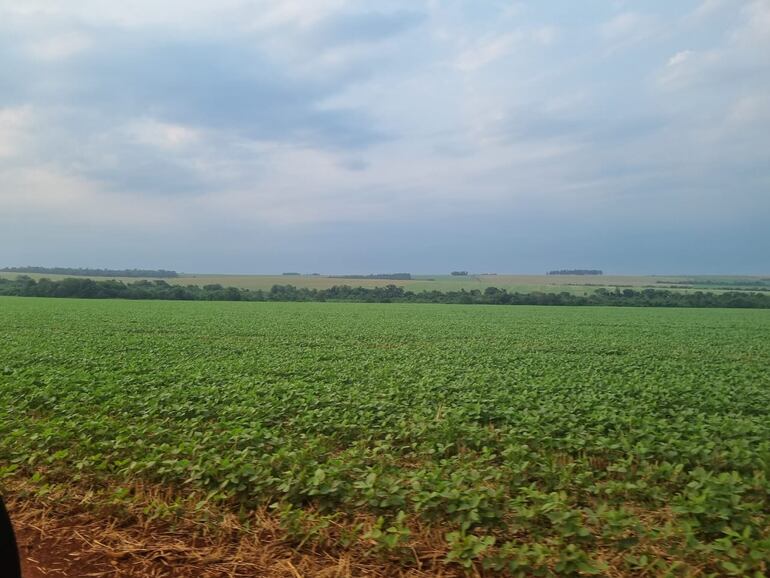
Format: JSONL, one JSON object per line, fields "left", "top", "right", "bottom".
{"left": 329, "top": 273, "right": 412, "bottom": 280}
{"left": 451, "top": 271, "right": 469, "bottom": 276}
{"left": 224, "top": 287, "right": 242, "bottom": 301}
{"left": 547, "top": 269, "right": 603, "bottom": 276}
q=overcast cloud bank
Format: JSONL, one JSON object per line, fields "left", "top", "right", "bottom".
{"left": 1, "top": 0, "right": 768, "bottom": 274}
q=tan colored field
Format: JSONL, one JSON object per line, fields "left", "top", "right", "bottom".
{"left": 2, "top": 271, "right": 767, "bottom": 295}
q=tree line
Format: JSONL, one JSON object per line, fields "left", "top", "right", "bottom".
{"left": 0, "top": 267, "right": 178, "bottom": 278}
{"left": 547, "top": 269, "right": 603, "bottom": 275}
{"left": 0, "top": 276, "right": 768, "bottom": 308}
{"left": 328, "top": 273, "right": 413, "bottom": 280}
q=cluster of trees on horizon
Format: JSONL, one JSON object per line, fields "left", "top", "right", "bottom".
{"left": 328, "top": 273, "right": 413, "bottom": 280}
{"left": 1, "top": 266, "right": 179, "bottom": 278}
{"left": 547, "top": 269, "right": 603, "bottom": 275}
{"left": 0, "top": 276, "right": 767, "bottom": 309}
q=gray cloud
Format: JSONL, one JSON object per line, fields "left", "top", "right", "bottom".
{"left": 18, "top": 33, "right": 385, "bottom": 146}
{"left": 0, "top": 13, "right": 403, "bottom": 195}
{"left": 308, "top": 9, "right": 425, "bottom": 47}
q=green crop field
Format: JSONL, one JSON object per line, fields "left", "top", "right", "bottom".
{"left": 1, "top": 297, "right": 769, "bottom": 576}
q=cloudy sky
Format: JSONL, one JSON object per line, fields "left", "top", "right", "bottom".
{"left": 1, "top": 1, "right": 768, "bottom": 274}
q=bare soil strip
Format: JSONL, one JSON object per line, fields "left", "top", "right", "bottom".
{"left": 5, "top": 480, "right": 464, "bottom": 578}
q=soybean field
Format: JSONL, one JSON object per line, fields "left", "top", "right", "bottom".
{"left": 1, "top": 297, "right": 769, "bottom": 577}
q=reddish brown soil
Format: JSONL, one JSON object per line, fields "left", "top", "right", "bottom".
{"left": 17, "top": 525, "right": 117, "bottom": 578}
{"left": 4, "top": 492, "right": 453, "bottom": 578}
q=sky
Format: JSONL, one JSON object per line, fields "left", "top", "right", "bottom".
{"left": 0, "top": 0, "right": 768, "bottom": 275}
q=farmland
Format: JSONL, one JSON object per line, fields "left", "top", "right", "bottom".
{"left": 1, "top": 297, "right": 770, "bottom": 576}
{"left": 2, "top": 270, "right": 768, "bottom": 296}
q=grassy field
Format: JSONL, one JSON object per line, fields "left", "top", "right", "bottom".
{"left": 1, "top": 297, "right": 769, "bottom": 576}
{"left": 2, "top": 271, "right": 768, "bottom": 296}
{"left": 177, "top": 274, "right": 688, "bottom": 294}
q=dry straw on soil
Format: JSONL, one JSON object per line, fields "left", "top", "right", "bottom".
{"left": 5, "top": 477, "right": 471, "bottom": 578}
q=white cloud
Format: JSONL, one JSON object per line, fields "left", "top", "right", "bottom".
{"left": 601, "top": 12, "right": 642, "bottom": 39}
{"left": 0, "top": 166, "right": 179, "bottom": 227}
{"left": 667, "top": 50, "right": 693, "bottom": 68}
{"left": 1, "top": 0, "right": 242, "bottom": 29}
{"left": 26, "top": 32, "right": 90, "bottom": 61}
{"left": 600, "top": 12, "right": 660, "bottom": 52}
{"left": 0, "top": 167, "right": 97, "bottom": 211}
{"left": 659, "top": 1, "right": 770, "bottom": 90}
{"left": 658, "top": 50, "right": 700, "bottom": 88}
{"left": 250, "top": 0, "right": 351, "bottom": 30}
{"left": 0, "top": 106, "right": 35, "bottom": 159}
{"left": 453, "top": 25, "right": 557, "bottom": 73}
{"left": 125, "top": 119, "right": 201, "bottom": 150}
{"left": 727, "top": 94, "right": 770, "bottom": 126}
{"left": 692, "top": 0, "right": 729, "bottom": 20}
{"left": 0, "top": 0, "right": 357, "bottom": 35}
{"left": 455, "top": 32, "right": 517, "bottom": 72}
{"left": 531, "top": 26, "right": 557, "bottom": 46}
{"left": 734, "top": 0, "right": 770, "bottom": 46}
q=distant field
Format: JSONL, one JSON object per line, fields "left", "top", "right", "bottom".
{"left": 2, "top": 271, "right": 767, "bottom": 296}
{"left": 175, "top": 273, "right": 770, "bottom": 294}
{"left": 2, "top": 298, "right": 769, "bottom": 576}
